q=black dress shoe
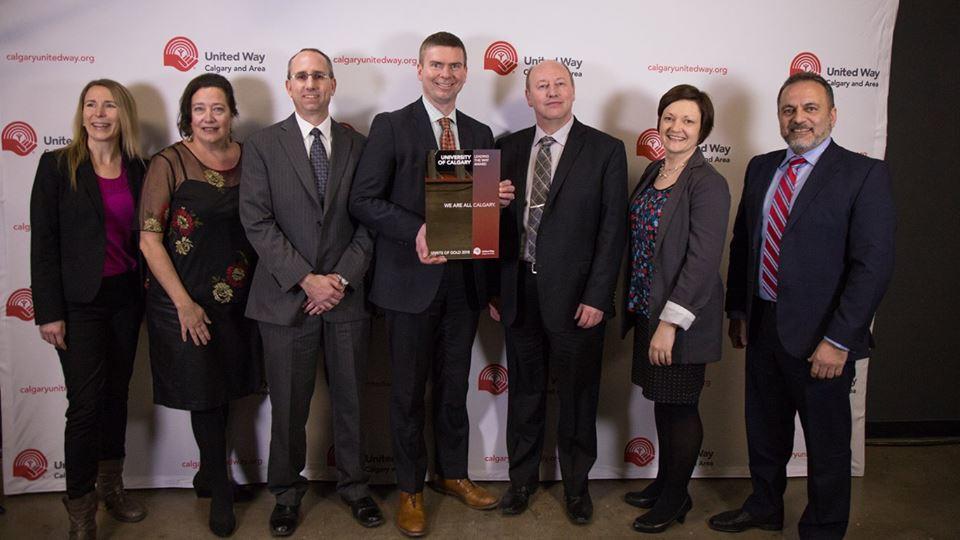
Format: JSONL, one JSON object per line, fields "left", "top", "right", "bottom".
{"left": 564, "top": 493, "right": 593, "bottom": 525}
{"left": 269, "top": 504, "right": 299, "bottom": 537}
{"left": 624, "top": 489, "right": 658, "bottom": 509}
{"left": 708, "top": 508, "right": 783, "bottom": 533}
{"left": 632, "top": 496, "right": 692, "bottom": 534}
{"left": 344, "top": 496, "right": 385, "bottom": 528}
{"left": 499, "top": 485, "right": 532, "bottom": 515}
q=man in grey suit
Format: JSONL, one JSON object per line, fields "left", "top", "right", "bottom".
{"left": 240, "top": 48, "right": 383, "bottom": 536}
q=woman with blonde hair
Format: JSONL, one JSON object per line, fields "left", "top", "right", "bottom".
{"left": 30, "top": 79, "right": 148, "bottom": 539}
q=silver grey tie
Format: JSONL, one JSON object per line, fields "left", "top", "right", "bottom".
{"left": 524, "top": 136, "right": 555, "bottom": 263}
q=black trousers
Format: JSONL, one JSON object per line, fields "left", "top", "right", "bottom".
{"left": 504, "top": 265, "right": 604, "bottom": 497}
{"left": 744, "top": 298, "right": 854, "bottom": 540}
{"left": 57, "top": 272, "right": 143, "bottom": 498}
{"left": 384, "top": 261, "right": 480, "bottom": 493}
{"left": 261, "top": 316, "right": 371, "bottom": 505}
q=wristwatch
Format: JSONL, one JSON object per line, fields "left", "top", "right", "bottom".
{"left": 335, "top": 274, "right": 349, "bottom": 288}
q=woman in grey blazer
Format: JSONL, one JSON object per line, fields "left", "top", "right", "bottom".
{"left": 621, "top": 85, "right": 731, "bottom": 533}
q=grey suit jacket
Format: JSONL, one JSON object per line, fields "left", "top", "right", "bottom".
{"left": 621, "top": 149, "right": 731, "bottom": 365}
{"left": 240, "top": 114, "right": 372, "bottom": 325}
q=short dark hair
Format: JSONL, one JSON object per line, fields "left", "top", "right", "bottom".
{"left": 777, "top": 71, "right": 834, "bottom": 108}
{"left": 286, "top": 48, "right": 335, "bottom": 80}
{"left": 177, "top": 73, "right": 238, "bottom": 138}
{"left": 657, "top": 84, "right": 715, "bottom": 144}
{"left": 419, "top": 31, "right": 467, "bottom": 65}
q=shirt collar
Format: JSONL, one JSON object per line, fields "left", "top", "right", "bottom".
{"left": 781, "top": 136, "right": 831, "bottom": 169}
{"left": 294, "top": 112, "right": 332, "bottom": 143}
{"left": 534, "top": 116, "right": 575, "bottom": 147}
{"left": 421, "top": 96, "right": 458, "bottom": 126}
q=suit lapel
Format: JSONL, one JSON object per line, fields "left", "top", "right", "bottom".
{"left": 456, "top": 111, "right": 474, "bottom": 150}
{"left": 414, "top": 98, "right": 439, "bottom": 152}
{"left": 279, "top": 114, "right": 321, "bottom": 207}
{"left": 512, "top": 128, "right": 536, "bottom": 233}
{"left": 546, "top": 119, "right": 585, "bottom": 208}
{"left": 324, "top": 120, "right": 352, "bottom": 218}
{"left": 749, "top": 151, "right": 784, "bottom": 252}
{"left": 78, "top": 160, "right": 104, "bottom": 221}
{"left": 654, "top": 150, "right": 706, "bottom": 251}
{"left": 784, "top": 141, "right": 840, "bottom": 236}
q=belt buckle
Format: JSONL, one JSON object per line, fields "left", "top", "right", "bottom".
{"left": 530, "top": 261, "right": 537, "bottom": 274}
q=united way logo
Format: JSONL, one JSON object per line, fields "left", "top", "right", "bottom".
{"left": 6, "top": 288, "right": 34, "bottom": 321}
{"left": 790, "top": 51, "right": 822, "bottom": 76}
{"left": 2, "top": 121, "right": 38, "bottom": 156}
{"left": 326, "top": 445, "right": 336, "bottom": 467}
{"left": 636, "top": 128, "right": 665, "bottom": 161}
{"left": 13, "top": 448, "right": 48, "bottom": 481}
{"left": 624, "top": 437, "right": 656, "bottom": 467}
{"left": 478, "top": 364, "right": 508, "bottom": 395}
{"left": 163, "top": 36, "right": 199, "bottom": 72}
{"left": 483, "top": 41, "right": 519, "bottom": 76}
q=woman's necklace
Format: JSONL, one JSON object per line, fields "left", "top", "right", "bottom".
{"left": 658, "top": 160, "right": 686, "bottom": 180}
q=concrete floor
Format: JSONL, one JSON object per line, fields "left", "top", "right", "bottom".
{"left": 1, "top": 444, "right": 957, "bottom": 539}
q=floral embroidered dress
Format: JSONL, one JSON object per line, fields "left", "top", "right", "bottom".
{"left": 139, "top": 142, "right": 261, "bottom": 410}
{"left": 627, "top": 184, "right": 673, "bottom": 317}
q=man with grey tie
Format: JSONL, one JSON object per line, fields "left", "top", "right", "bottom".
{"left": 240, "top": 48, "right": 383, "bottom": 536}
{"left": 490, "top": 60, "right": 627, "bottom": 523}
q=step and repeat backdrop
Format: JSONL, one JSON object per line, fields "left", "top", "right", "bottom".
{"left": 0, "top": 0, "right": 897, "bottom": 494}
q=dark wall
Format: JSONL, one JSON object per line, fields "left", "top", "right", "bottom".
{"left": 868, "top": 0, "right": 960, "bottom": 429}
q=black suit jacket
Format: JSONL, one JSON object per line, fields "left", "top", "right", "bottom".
{"left": 30, "top": 150, "right": 146, "bottom": 325}
{"left": 725, "top": 140, "right": 896, "bottom": 360}
{"left": 349, "top": 98, "right": 495, "bottom": 313}
{"left": 495, "top": 119, "right": 627, "bottom": 332}
{"left": 241, "top": 115, "right": 372, "bottom": 325}
{"left": 620, "top": 149, "right": 730, "bottom": 365}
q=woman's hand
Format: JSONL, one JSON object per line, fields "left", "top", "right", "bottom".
{"left": 39, "top": 320, "right": 67, "bottom": 350}
{"left": 648, "top": 321, "right": 677, "bottom": 366}
{"left": 178, "top": 301, "right": 212, "bottom": 346}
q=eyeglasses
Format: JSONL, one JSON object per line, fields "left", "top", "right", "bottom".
{"left": 289, "top": 71, "right": 333, "bottom": 82}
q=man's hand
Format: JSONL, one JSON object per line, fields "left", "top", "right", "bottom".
{"left": 574, "top": 303, "right": 604, "bottom": 329}
{"left": 301, "top": 273, "right": 345, "bottom": 315}
{"left": 415, "top": 224, "right": 447, "bottom": 265}
{"left": 648, "top": 321, "right": 677, "bottom": 366}
{"left": 808, "top": 339, "right": 848, "bottom": 379}
{"left": 728, "top": 319, "right": 748, "bottom": 349}
{"left": 498, "top": 180, "right": 516, "bottom": 207}
{"left": 39, "top": 320, "right": 67, "bottom": 350}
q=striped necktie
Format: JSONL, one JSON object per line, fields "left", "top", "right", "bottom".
{"left": 760, "top": 155, "right": 807, "bottom": 300}
{"left": 524, "top": 136, "right": 556, "bottom": 263}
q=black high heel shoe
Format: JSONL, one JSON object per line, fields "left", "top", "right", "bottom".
{"left": 631, "top": 496, "right": 692, "bottom": 534}
{"left": 194, "top": 472, "right": 255, "bottom": 502}
{"left": 208, "top": 489, "right": 236, "bottom": 537}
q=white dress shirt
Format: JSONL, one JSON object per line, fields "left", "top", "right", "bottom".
{"left": 294, "top": 112, "right": 332, "bottom": 159}
{"left": 523, "top": 116, "right": 574, "bottom": 232}
{"left": 422, "top": 97, "right": 460, "bottom": 150}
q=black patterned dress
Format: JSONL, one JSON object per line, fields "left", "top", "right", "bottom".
{"left": 628, "top": 183, "right": 705, "bottom": 404}
{"left": 139, "top": 142, "right": 261, "bottom": 410}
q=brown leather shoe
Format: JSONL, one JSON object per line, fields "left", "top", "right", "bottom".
{"left": 97, "top": 459, "right": 147, "bottom": 522}
{"left": 433, "top": 478, "right": 499, "bottom": 510}
{"left": 63, "top": 491, "right": 98, "bottom": 540}
{"left": 396, "top": 491, "right": 427, "bottom": 537}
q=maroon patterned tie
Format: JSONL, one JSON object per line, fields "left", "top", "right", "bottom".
{"left": 760, "top": 156, "right": 807, "bottom": 300}
{"left": 439, "top": 117, "right": 456, "bottom": 150}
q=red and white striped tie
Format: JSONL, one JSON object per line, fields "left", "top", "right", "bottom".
{"left": 760, "top": 156, "right": 807, "bottom": 300}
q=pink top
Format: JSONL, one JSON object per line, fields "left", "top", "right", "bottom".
{"left": 97, "top": 168, "right": 138, "bottom": 276}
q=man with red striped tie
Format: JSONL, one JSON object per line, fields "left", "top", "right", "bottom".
{"left": 711, "top": 72, "right": 895, "bottom": 539}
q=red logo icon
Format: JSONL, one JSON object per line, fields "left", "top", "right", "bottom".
{"left": 327, "top": 445, "right": 336, "bottom": 467}
{"left": 790, "top": 51, "right": 822, "bottom": 76}
{"left": 478, "top": 364, "right": 508, "bottom": 395}
{"left": 163, "top": 36, "right": 199, "bottom": 72}
{"left": 2, "top": 121, "right": 38, "bottom": 156}
{"left": 13, "top": 449, "right": 48, "bottom": 481}
{"left": 6, "top": 288, "right": 34, "bottom": 321}
{"left": 636, "top": 128, "right": 665, "bottom": 161}
{"left": 624, "top": 437, "right": 656, "bottom": 467}
{"left": 483, "top": 41, "right": 519, "bottom": 76}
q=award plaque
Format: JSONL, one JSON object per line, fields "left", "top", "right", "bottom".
{"left": 425, "top": 149, "right": 501, "bottom": 259}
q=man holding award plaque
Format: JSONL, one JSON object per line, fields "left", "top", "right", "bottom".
{"left": 490, "top": 60, "right": 628, "bottom": 524}
{"left": 349, "top": 32, "right": 513, "bottom": 537}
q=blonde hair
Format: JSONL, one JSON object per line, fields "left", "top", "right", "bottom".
{"left": 60, "top": 79, "right": 141, "bottom": 189}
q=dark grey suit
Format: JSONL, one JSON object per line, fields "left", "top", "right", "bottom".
{"left": 240, "top": 114, "right": 373, "bottom": 504}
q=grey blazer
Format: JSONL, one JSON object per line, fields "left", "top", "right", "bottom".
{"left": 240, "top": 114, "right": 373, "bottom": 325}
{"left": 621, "top": 149, "right": 730, "bottom": 365}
